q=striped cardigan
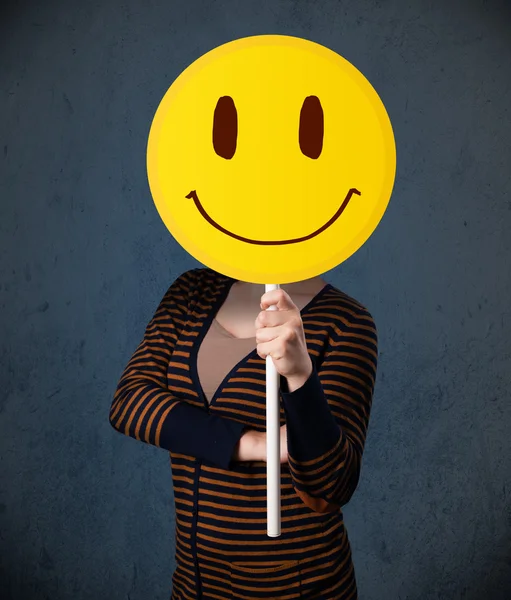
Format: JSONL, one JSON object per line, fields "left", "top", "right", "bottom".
{"left": 110, "top": 267, "right": 378, "bottom": 600}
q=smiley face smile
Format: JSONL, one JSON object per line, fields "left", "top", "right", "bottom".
{"left": 185, "top": 188, "right": 361, "bottom": 245}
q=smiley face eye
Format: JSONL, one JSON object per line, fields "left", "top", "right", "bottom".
{"left": 299, "top": 96, "right": 323, "bottom": 159}
{"left": 213, "top": 96, "right": 237, "bottom": 159}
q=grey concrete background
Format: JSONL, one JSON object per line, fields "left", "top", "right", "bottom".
{"left": 1, "top": 0, "right": 510, "bottom": 598}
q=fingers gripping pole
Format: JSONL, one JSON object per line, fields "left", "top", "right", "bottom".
{"left": 265, "top": 283, "right": 281, "bottom": 538}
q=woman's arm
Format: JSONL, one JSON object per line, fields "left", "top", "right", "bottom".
{"left": 280, "top": 307, "right": 378, "bottom": 513}
{"left": 109, "top": 270, "right": 247, "bottom": 470}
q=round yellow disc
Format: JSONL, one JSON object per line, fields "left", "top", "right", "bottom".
{"left": 147, "top": 34, "right": 396, "bottom": 284}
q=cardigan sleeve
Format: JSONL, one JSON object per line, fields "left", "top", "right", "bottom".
{"left": 280, "top": 307, "right": 378, "bottom": 513}
{"left": 109, "top": 269, "right": 247, "bottom": 470}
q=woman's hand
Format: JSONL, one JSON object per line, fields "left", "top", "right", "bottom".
{"left": 262, "top": 425, "right": 288, "bottom": 464}
{"left": 255, "top": 288, "right": 313, "bottom": 390}
{"left": 233, "top": 426, "right": 288, "bottom": 464}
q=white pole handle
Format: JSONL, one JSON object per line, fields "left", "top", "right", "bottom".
{"left": 265, "top": 283, "right": 281, "bottom": 538}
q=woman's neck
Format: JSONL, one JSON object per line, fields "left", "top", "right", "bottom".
{"left": 235, "top": 276, "right": 328, "bottom": 300}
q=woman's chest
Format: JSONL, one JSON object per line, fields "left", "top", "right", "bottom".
{"left": 214, "top": 284, "right": 317, "bottom": 339}
{"left": 167, "top": 331, "right": 273, "bottom": 430}
{"left": 165, "top": 284, "right": 329, "bottom": 427}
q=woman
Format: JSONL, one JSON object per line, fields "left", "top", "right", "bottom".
{"left": 109, "top": 266, "right": 378, "bottom": 599}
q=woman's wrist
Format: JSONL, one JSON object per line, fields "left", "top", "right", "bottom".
{"left": 251, "top": 430, "right": 266, "bottom": 461}
{"left": 285, "top": 358, "right": 313, "bottom": 393}
{"left": 235, "top": 429, "right": 266, "bottom": 461}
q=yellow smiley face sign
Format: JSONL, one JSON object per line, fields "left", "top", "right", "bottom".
{"left": 147, "top": 35, "right": 396, "bottom": 284}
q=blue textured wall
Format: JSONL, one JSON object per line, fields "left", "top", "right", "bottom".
{"left": 1, "top": 1, "right": 510, "bottom": 598}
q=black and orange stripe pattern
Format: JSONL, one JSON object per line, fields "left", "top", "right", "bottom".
{"left": 110, "top": 267, "right": 378, "bottom": 599}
